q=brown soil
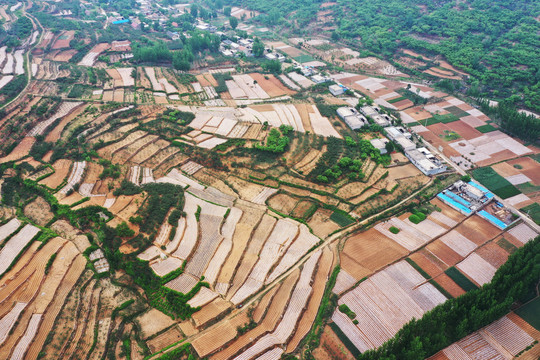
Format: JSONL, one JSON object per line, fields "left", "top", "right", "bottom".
{"left": 24, "top": 196, "right": 54, "bottom": 226}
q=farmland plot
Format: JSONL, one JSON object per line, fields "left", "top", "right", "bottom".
{"left": 287, "top": 72, "right": 314, "bottom": 88}
{"left": 0, "top": 224, "right": 40, "bottom": 276}
{"left": 230, "top": 218, "right": 300, "bottom": 305}
{"left": 28, "top": 101, "right": 84, "bottom": 137}
{"left": 130, "top": 139, "right": 170, "bottom": 165}
{"left": 2, "top": 52, "right": 13, "bottom": 74}
{"left": 335, "top": 260, "right": 447, "bottom": 352}
{"left": 308, "top": 105, "right": 341, "bottom": 138}
{"left": 14, "top": 50, "right": 24, "bottom": 75}
{"left": 117, "top": 67, "right": 135, "bottom": 86}
{"left": 78, "top": 43, "right": 110, "bottom": 66}
{"left": 212, "top": 270, "right": 299, "bottom": 360}
{"left": 232, "top": 251, "right": 321, "bottom": 360}
{"left": 144, "top": 67, "right": 163, "bottom": 91}
{"left": 11, "top": 314, "right": 42, "bottom": 360}
{"left": 0, "top": 218, "right": 21, "bottom": 244}
{"left": 233, "top": 74, "right": 270, "bottom": 99}
{"left": 59, "top": 161, "right": 86, "bottom": 195}
{"left": 456, "top": 252, "right": 497, "bottom": 286}
{"left": 432, "top": 315, "right": 535, "bottom": 360}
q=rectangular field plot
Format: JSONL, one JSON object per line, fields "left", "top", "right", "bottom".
{"left": 430, "top": 315, "right": 535, "bottom": 360}
{"left": 456, "top": 252, "right": 497, "bottom": 286}
{"left": 335, "top": 260, "right": 446, "bottom": 352}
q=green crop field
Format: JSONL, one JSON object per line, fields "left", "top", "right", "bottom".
{"left": 471, "top": 167, "right": 521, "bottom": 199}
{"left": 515, "top": 297, "right": 540, "bottom": 331}
{"left": 294, "top": 54, "right": 316, "bottom": 63}
{"left": 422, "top": 113, "right": 460, "bottom": 126}
{"left": 521, "top": 203, "right": 540, "bottom": 225}
{"left": 330, "top": 210, "right": 355, "bottom": 227}
{"left": 445, "top": 267, "right": 478, "bottom": 292}
{"left": 475, "top": 124, "right": 497, "bottom": 133}
{"left": 444, "top": 106, "right": 469, "bottom": 118}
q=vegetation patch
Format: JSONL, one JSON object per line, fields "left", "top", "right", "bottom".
{"left": 329, "top": 209, "right": 355, "bottom": 227}
{"left": 389, "top": 226, "right": 400, "bottom": 234}
{"left": 444, "top": 266, "right": 478, "bottom": 292}
{"left": 475, "top": 124, "right": 497, "bottom": 133}
{"left": 515, "top": 297, "right": 540, "bottom": 331}
{"left": 471, "top": 167, "right": 521, "bottom": 199}
{"left": 520, "top": 203, "right": 540, "bottom": 225}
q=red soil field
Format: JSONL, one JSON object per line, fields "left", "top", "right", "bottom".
{"left": 476, "top": 242, "right": 509, "bottom": 268}
{"left": 445, "top": 120, "right": 483, "bottom": 140}
{"left": 455, "top": 216, "right": 501, "bottom": 246}
{"left": 426, "top": 240, "right": 463, "bottom": 267}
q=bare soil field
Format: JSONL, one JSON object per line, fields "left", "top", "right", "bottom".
{"left": 426, "top": 240, "right": 464, "bottom": 267}
{"left": 138, "top": 308, "right": 177, "bottom": 339}
{"left": 39, "top": 159, "right": 72, "bottom": 189}
{"left": 146, "top": 326, "right": 183, "bottom": 353}
{"left": 455, "top": 215, "right": 501, "bottom": 246}
{"left": 23, "top": 197, "right": 54, "bottom": 226}
{"left": 342, "top": 228, "right": 408, "bottom": 278}
{"left": 249, "top": 73, "right": 296, "bottom": 97}
{"left": 51, "top": 30, "right": 74, "bottom": 49}
{"left": 0, "top": 137, "right": 36, "bottom": 162}
{"left": 308, "top": 208, "right": 340, "bottom": 239}
{"left": 45, "top": 104, "right": 86, "bottom": 142}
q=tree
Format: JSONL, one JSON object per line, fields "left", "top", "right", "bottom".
{"left": 116, "top": 222, "right": 135, "bottom": 238}
{"left": 252, "top": 37, "right": 265, "bottom": 57}
{"left": 229, "top": 16, "right": 238, "bottom": 29}
{"left": 190, "top": 4, "right": 198, "bottom": 18}
{"left": 385, "top": 141, "right": 395, "bottom": 153}
{"left": 262, "top": 60, "right": 281, "bottom": 74}
{"left": 223, "top": 6, "right": 231, "bottom": 16}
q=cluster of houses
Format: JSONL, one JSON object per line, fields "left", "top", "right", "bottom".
{"left": 336, "top": 105, "right": 446, "bottom": 176}
{"left": 220, "top": 37, "right": 255, "bottom": 57}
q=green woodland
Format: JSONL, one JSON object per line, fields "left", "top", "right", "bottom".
{"left": 231, "top": 0, "right": 540, "bottom": 112}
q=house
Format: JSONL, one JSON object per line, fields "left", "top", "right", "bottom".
{"left": 301, "top": 67, "right": 314, "bottom": 77}
{"left": 336, "top": 107, "right": 367, "bottom": 130}
{"left": 311, "top": 74, "right": 330, "bottom": 84}
{"left": 405, "top": 147, "right": 446, "bottom": 175}
{"left": 385, "top": 126, "right": 411, "bottom": 141}
{"left": 166, "top": 31, "right": 180, "bottom": 40}
{"left": 329, "top": 84, "right": 345, "bottom": 96}
{"left": 360, "top": 105, "right": 381, "bottom": 117}
{"left": 265, "top": 53, "right": 277, "bottom": 61}
{"left": 371, "top": 113, "right": 392, "bottom": 127}
{"left": 370, "top": 138, "right": 390, "bottom": 154}
{"left": 394, "top": 136, "right": 416, "bottom": 151}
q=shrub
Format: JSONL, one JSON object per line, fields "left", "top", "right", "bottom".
{"left": 389, "top": 226, "right": 400, "bottom": 234}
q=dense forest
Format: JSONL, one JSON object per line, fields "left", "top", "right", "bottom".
{"left": 230, "top": 0, "right": 540, "bottom": 112}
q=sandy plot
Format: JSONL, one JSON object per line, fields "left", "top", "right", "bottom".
{"left": 491, "top": 161, "right": 521, "bottom": 178}
{"left": 106, "top": 68, "right": 123, "bottom": 87}
{"left": 2, "top": 53, "right": 14, "bottom": 74}
{"left": 44, "top": 104, "right": 86, "bottom": 143}
{"left": 137, "top": 308, "right": 177, "bottom": 339}
{"left": 476, "top": 242, "right": 509, "bottom": 269}
{"left": 29, "top": 101, "right": 84, "bottom": 137}
{"left": 308, "top": 105, "right": 341, "bottom": 138}
{"left": 456, "top": 215, "right": 501, "bottom": 246}
{"left": 192, "top": 320, "right": 237, "bottom": 357}
{"left": 13, "top": 50, "right": 24, "bottom": 75}
{"left": 457, "top": 252, "right": 497, "bottom": 286}
{"left": 507, "top": 157, "right": 540, "bottom": 185}
{"left": 249, "top": 73, "right": 295, "bottom": 97}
